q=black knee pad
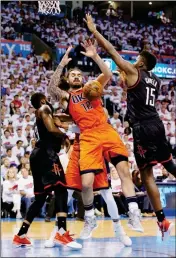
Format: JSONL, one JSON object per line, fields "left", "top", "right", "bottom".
{"left": 25, "top": 194, "right": 46, "bottom": 223}
{"left": 54, "top": 187, "right": 68, "bottom": 214}
{"left": 162, "top": 160, "right": 176, "bottom": 176}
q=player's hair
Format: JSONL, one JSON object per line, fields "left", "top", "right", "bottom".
{"left": 31, "top": 92, "right": 45, "bottom": 109}
{"left": 139, "top": 51, "right": 157, "bottom": 71}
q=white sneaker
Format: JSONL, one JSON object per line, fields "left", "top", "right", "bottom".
{"left": 114, "top": 221, "right": 132, "bottom": 247}
{"left": 128, "top": 209, "right": 144, "bottom": 232}
{"left": 80, "top": 216, "right": 97, "bottom": 239}
{"left": 44, "top": 227, "right": 57, "bottom": 248}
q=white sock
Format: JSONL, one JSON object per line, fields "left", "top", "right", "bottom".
{"left": 85, "top": 209, "right": 94, "bottom": 217}
{"left": 113, "top": 220, "right": 121, "bottom": 229}
{"left": 100, "top": 189, "right": 120, "bottom": 220}
{"left": 128, "top": 202, "right": 138, "bottom": 212}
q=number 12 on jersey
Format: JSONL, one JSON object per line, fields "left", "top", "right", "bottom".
{"left": 146, "top": 87, "right": 155, "bottom": 106}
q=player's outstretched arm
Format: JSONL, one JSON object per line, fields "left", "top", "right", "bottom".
{"left": 84, "top": 14, "right": 137, "bottom": 76}
{"left": 81, "top": 39, "right": 112, "bottom": 87}
{"left": 53, "top": 114, "right": 73, "bottom": 123}
{"left": 48, "top": 46, "right": 72, "bottom": 101}
{"left": 39, "top": 105, "right": 65, "bottom": 138}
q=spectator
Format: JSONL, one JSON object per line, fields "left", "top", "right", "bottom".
{"left": 12, "top": 115, "right": 24, "bottom": 130}
{"left": 18, "top": 157, "right": 28, "bottom": 173}
{"left": 2, "top": 130, "right": 14, "bottom": 149}
{"left": 2, "top": 168, "right": 21, "bottom": 218}
{"left": 1, "top": 158, "right": 10, "bottom": 179}
{"left": 12, "top": 128, "right": 28, "bottom": 147}
{"left": 11, "top": 95, "right": 22, "bottom": 108}
{"left": 18, "top": 168, "right": 34, "bottom": 217}
{"left": 5, "top": 148, "right": 20, "bottom": 166}
{"left": 12, "top": 140, "right": 25, "bottom": 159}
{"left": 41, "top": 50, "right": 51, "bottom": 69}
{"left": 110, "top": 112, "right": 121, "bottom": 127}
{"left": 26, "top": 138, "right": 36, "bottom": 153}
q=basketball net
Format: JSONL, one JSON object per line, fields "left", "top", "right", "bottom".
{"left": 38, "top": 1, "right": 61, "bottom": 15}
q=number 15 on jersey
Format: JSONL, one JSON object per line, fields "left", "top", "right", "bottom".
{"left": 146, "top": 87, "right": 155, "bottom": 107}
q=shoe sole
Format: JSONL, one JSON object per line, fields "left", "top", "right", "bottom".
{"left": 54, "top": 240, "right": 82, "bottom": 250}
{"left": 80, "top": 224, "right": 98, "bottom": 240}
{"left": 127, "top": 223, "right": 144, "bottom": 233}
{"left": 13, "top": 242, "right": 32, "bottom": 248}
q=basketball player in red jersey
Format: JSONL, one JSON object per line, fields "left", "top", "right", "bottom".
{"left": 48, "top": 41, "right": 143, "bottom": 239}
{"left": 84, "top": 14, "right": 175, "bottom": 239}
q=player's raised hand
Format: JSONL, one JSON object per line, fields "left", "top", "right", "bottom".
{"left": 60, "top": 45, "right": 72, "bottom": 66}
{"left": 81, "top": 39, "right": 97, "bottom": 58}
{"left": 84, "top": 13, "right": 96, "bottom": 33}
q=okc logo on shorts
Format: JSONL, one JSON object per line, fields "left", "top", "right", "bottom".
{"left": 137, "top": 145, "right": 147, "bottom": 158}
{"left": 52, "top": 163, "right": 62, "bottom": 176}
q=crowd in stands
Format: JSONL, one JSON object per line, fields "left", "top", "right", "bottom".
{"left": 1, "top": 2, "right": 176, "bottom": 60}
{"left": 1, "top": 1, "right": 176, "bottom": 220}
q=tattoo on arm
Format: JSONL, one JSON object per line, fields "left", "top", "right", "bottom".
{"left": 48, "top": 65, "right": 64, "bottom": 101}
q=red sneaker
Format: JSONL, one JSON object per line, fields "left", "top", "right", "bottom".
{"left": 54, "top": 231, "right": 82, "bottom": 249}
{"left": 13, "top": 235, "right": 32, "bottom": 247}
{"left": 157, "top": 219, "right": 174, "bottom": 241}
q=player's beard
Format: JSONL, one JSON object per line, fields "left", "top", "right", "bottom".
{"left": 70, "top": 83, "right": 83, "bottom": 89}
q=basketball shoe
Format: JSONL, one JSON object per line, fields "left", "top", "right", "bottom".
{"left": 157, "top": 218, "right": 174, "bottom": 241}
{"left": 80, "top": 215, "right": 97, "bottom": 239}
{"left": 113, "top": 221, "right": 132, "bottom": 247}
{"left": 13, "top": 235, "right": 32, "bottom": 247}
{"left": 128, "top": 209, "right": 144, "bottom": 232}
{"left": 45, "top": 228, "right": 82, "bottom": 250}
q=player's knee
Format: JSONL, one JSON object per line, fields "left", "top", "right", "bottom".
{"left": 82, "top": 181, "right": 93, "bottom": 190}
{"left": 81, "top": 173, "right": 94, "bottom": 190}
{"left": 140, "top": 167, "right": 153, "bottom": 183}
{"left": 116, "top": 163, "right": 131, "bottom": 181}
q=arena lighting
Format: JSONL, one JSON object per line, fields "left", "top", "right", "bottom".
{"left": 149, "top": 2, "right": 152, "bottom": 5}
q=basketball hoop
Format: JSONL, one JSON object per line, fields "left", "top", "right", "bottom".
{"left": 38, "top": 1, "right": 61, "bottom": 15}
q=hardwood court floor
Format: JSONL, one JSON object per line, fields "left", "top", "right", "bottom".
{"left": 1, "top": 217, "right": 176, "bottom": 257}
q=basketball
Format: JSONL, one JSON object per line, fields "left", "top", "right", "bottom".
{"left": 83, "top": 80, "right": 103, "bottom": 101}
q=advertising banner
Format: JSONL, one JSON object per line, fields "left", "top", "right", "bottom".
{"left": 1, "top": 39, "right": 31, "bottom": 57}
{"left": 103, "top": 58, "right": 176, "bottom": 79}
